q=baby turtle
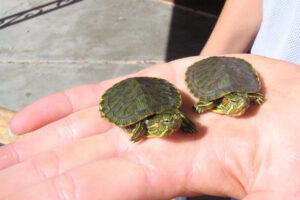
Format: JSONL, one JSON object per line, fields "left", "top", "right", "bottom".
{"left": 185, "top": 56, "right": 264, "bottom": 116}
{"left": 99, "top": 77, "right": 196, "bottom": 142}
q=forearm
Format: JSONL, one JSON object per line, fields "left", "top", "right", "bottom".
{"left": 200, "top": 0, "right": 263, "bottom": 56}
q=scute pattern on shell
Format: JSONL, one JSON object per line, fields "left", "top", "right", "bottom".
{"left": 100, "top": 77, "right": 181, "bottom": 126}
{"left": 185, "top": 56, "right": 261, "bottom": 100}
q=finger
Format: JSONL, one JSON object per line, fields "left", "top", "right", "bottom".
{"left": 0, "top": 106, "right": 112, "bottom": 169}
{"left": 5, "top": 157, "right": 181, "bottom": 200}
{"left": 0, "top": 130, "right": 123, "bottom": 199}
{"left": 10, "top": 83, "right": 103, "bottom": 134}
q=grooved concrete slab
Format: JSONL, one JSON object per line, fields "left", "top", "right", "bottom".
{"left": 0, "top": 0, "right": 173, "bottom": 61}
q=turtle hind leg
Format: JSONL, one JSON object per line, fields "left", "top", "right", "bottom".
{"left": 193, "top": 100, "right": 215, "bottom": 114}
{"left": 248, "top": 93, "right": 264, "bottom": 105}
{"left": 178, "top": 111, "right": 197, "bottom": 133}
{"left": 125, "top": 121, "right": 147, "bottom": 142}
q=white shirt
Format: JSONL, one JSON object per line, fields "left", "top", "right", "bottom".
{"left": 251, "top": 0, "right": 300, "bottom": 66}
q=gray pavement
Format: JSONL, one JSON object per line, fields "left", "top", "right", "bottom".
{"left": 0, "top": 0, "right": 217, "bottom": 111}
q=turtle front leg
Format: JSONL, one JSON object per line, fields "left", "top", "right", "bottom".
{"left": 178, "top": 111, "right": 197, "bottom": 133}
{"left": 248, "top": 93, "right": 264, "bottom": 105}
{"left": 193, "top": 100, "right": 215, "bottom": 113}
{"left": 125, "top": 121, "right": 147, "bottom": 142}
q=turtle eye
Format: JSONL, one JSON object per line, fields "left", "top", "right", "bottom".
{"left": 164, "top": 119, "right": 170, "bottom": 123}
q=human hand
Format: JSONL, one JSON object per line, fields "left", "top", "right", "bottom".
{"left": 1, "top": 54, "right": 300, "bottom": 199}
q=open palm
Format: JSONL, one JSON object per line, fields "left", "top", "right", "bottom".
{"left": 1, "top": 54, "right": 300, "bottom": 200}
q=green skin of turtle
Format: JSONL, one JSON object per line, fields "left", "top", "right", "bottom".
{"left": 194, "top": 92, "right": 264, "bottom": 117}
{"left": 124, "top": 110, "right": 195, "bottom": 142}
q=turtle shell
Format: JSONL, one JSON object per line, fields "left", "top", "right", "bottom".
{"left": 185, "top": 56, "right": 261, "bottom": 101}
{"left": 100, "top": 77, "right": 181, "bottom": 126}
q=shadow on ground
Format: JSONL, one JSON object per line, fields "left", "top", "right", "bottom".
{"left": 165, "top": 0, "right": 225, "bottom": 61}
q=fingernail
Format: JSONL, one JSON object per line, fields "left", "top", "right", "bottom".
{"left": 8, "top": 127, "right": 17, "bottom": 138}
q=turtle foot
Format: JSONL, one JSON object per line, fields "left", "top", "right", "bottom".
{"left": 193, "top": 101, "right": 214, "bottom": 114}
{"left": 249, "top": 93, "right": 264, "bottom": 105}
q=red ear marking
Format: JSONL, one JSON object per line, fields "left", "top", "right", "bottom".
{"left": 155, "top": 122, "right": 161, "bottom": 127}
{"left": 224, "top": 99, "right": 229, "bottom": 104}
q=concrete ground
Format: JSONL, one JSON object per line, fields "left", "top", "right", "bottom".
{"left": 0, "top": 0, "right": 230, "bottom": 199}
{"left": 0, "top": 0, "right": 220, "bottom": 111}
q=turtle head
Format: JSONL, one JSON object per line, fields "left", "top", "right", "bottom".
{"left": 145, "top": 112, "right": 182, "bottom": 137}
{"left": 214, "top": 92, "right": 250, "bottom": 116}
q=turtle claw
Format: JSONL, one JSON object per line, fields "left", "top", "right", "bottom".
{"left": 255, "top": 98, "right": 264, "bottom": 105}
{"left": 125, "top": 122, "right": 146, "bottom": 143}
{"left": 130, "top": 137, "right": 141, "bottom": 143}
{"left": 193, "top": 101, "right": 215, "bottom": 114}
{"left": 249, "top": 93, "right": 264, "bottom": 105}
{"left": 193, "top": 106, "right": 206, "bottom": 113}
